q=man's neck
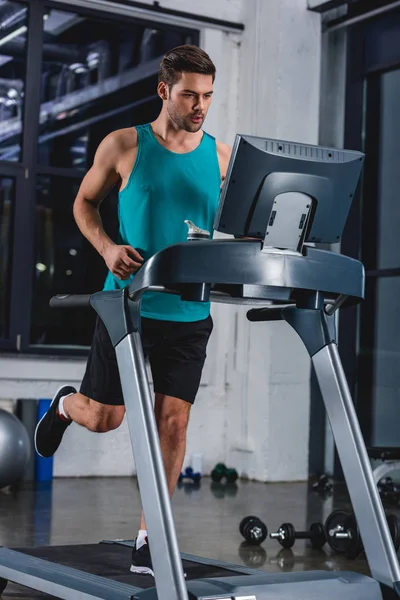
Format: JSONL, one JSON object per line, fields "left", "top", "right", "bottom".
{"left": 151, "top": 114, "right": 203, "bottom": 146}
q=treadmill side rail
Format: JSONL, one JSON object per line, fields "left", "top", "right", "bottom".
{"left": 0, "top": 548, "right": 141, "bottom": 599}
{"left": 312, "top": 344, "right": 400, "bottom": 588}
{"left": 282, "top": 302, "right": 400, "bottom": 589}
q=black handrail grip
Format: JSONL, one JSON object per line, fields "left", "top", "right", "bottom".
{"left": 247, "top": 307, "right": 285, "bottom": 322}
{"left": 49, "top": 294, "right": 92, "bottom": 309}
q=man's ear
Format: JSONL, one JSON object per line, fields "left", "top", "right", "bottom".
{"left": 157, "top": 81, "right": 169, "bottom": 101}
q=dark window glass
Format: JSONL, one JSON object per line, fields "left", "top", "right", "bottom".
{"left": 0, "top": 1, "right": 28, "bottom": 162}
{"left": 376, "top": 69, "right": 400, "bottom": 269}
{"left": 368, "top": 277, "right": 400, "bottom": 446}
{"left": 30, "top": 174, "right": 119, "bottom": 348}
{"left": 0, "top": 176, "right": 15, "bottom": 338}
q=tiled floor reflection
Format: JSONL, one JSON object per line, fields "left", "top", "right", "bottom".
{"left": 0, "top": 477, "right": 397, "bottom": 597}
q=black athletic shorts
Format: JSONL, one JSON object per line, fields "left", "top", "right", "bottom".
{"left": 80, "top": 315, "right": 213, "bottom": 405}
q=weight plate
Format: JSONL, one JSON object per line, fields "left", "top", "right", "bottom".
{"left": 239, "top": 515, "right": 260, "bottom": 537}
{"left": 387, "top": 513, "right": 400, "bottom": 552}
{"left": 310, "top": 521, "right": 326, "bottom": 549}
{"left": 279, "top": 522, "right": 296, "bottom": 549}
{"left": 343, "top": 514, "right": 363, "bottom": 559}
{"left": 226, "top": 469, "right": 238, "bottom": 483}
{"left": 214, "top": 463, "right": 226, "bottom": 471}
{"left": 324, "top": 509, "right": 351, "bottom": 554}
{"left": 244, "top": 521, "right": 268, "bottom": 546}
{"left": 240, "top": 516, "right": 268, "bottom": 545}
{"left": 211, "top": 470, "right": 223, "bottom": 483}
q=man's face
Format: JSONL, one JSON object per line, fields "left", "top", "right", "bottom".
{"left": 163, "top": 72, "right": 214, "bottom": 133}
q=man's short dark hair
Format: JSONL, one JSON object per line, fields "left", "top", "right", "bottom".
{"left": 158, "top": 44, "right": 216, "bottom": 89}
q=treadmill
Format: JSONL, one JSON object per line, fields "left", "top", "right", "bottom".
{"left": 1, "top": 134, "right": 398, "bottom": 600}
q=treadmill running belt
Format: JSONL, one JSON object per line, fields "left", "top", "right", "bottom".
{"left": 15, "top": 544, "right": 240, "bottom": 589}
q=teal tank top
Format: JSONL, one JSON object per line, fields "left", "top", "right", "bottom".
{"left": 103, "top": 123, "right": 221, "bottom": 322}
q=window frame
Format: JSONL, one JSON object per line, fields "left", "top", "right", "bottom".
{"left": 341, "top": 7, "right": 400, "bottom": 445}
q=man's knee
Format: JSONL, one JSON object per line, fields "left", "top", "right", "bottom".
{"left": 86, "top": 402, "right": 125, "bottom": 433}
{"left": 156, "top": 397, "right": 191, "bottom": 441}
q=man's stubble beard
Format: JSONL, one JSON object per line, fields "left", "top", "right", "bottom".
{"left": 167, "top": 101, "right": 204, "bottom": 133}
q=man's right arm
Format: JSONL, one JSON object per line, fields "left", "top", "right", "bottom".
{"left": 73, "top": 132, "right": 143, "bottom": 280}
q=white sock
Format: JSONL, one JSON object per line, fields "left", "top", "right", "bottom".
{"left": 58, "top": 394, "right": 73, "bottom": 420}
{"left": 136, "top": 529, "right": 148, "bottom": 549}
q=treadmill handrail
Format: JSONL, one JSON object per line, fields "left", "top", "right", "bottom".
{"left": 49, "top": 289, "right": 347, "bottom": 312}
{"left": 49, "top": 294, "right": 92, "bottom": 308}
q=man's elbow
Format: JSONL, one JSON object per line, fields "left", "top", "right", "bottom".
{"left": 74, "top": 194, "right": 97, "bottom": 213}
{"left": 72, "top": 194, "right": 83, "bottom": 220}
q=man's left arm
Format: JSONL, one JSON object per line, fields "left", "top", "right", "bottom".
{"left": 216, "top": 140, "right": 232, "bottom": 187}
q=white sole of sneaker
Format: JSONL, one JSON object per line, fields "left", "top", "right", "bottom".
{"left": 34, "top": 385, "right": 73, "bottom": 458}
{"left": 129, "top": 565, "right": 187, "bottom": 579}
{"left": 130, "top": 565, "right": 154, "bottom": 576}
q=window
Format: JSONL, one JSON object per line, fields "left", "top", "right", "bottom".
{"left": 37, "top": 8, "right": 186, "bottom": 171}
{"left": 30, "top": 174, "right": 119, "bottom": 348}
{"left": 0, "top": 0, "right": 198, "bottom": 352}
{"left": 31, "top": 175, "right": 97, "bottom": 347}
{"left": 0, "top": 1, "right": 28, "bottom": 162}
{"left": 341, "top": 7, "right": 400, "bottom": 446}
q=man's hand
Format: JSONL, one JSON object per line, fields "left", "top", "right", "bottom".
{"left": 102, "top": 244, "right": 144, "bottom": 280}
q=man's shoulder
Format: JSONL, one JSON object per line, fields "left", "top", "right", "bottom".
{"left": 94, "top": 127, "right": 139, "bottom": 169}
{"left": 202, "top": 130, "right": 232, "bottom": 154}
{"left": 106, "top": 126, "right": 138, "bottom": 151}
{"left": 215, "top": 139, "right": 232, "bottom": 159}
{"left": 215, "top": 140, "right": 232, "bottom": 170}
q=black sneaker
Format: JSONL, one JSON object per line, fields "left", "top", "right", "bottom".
{"left": 130, "top": 539, "right": 154, "bottom": 576}
{"left": 34, "top": 385, "right": 76, "bottom": 458}
{"left": 130, "top": 539, "right": 187, "bottom": 578}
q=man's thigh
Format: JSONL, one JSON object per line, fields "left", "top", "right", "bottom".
{"left": 143, "top": 315, "right": 214, "bottom": 405}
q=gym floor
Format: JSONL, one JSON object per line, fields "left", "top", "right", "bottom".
{"left": 0, "top": 476, "right": 396, "bottom": 598}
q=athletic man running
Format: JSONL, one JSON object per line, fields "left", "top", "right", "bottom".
{"left": 35, "top": 44, "right": 231, "bottom": 576}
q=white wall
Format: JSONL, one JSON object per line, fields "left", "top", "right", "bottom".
{"left": 230, "top": 0, "right": 321, "bottom": 481}
{"left": 0, "top": 0, "right": 323, "bottom": 482}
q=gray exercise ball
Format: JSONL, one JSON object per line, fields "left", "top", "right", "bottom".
{"left": 0, "top": 409, "right": 31, "bottom": 489}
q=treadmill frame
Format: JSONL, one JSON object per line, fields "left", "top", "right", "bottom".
{"left": 0, "top": 284, "right": 399, "bottom": 599}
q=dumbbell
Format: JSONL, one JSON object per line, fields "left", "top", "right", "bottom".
{"left": 312, "top": 473, "right": 333, "bottom": 493}
{"left": 178, "top": 466, "right": 201, "bottom": 483}
{"left": 239, "top": 515, "right": 268, "bottom": 545}
{"left": 325, "top": 510, "right": 363, "bottom": 559}
{"left": 324, "top": 509, "right": 351, "bottom": 554}
{"left": 325, "top": 510, "right": 400, "bottom": 559}
{"left": 269, "top": 522, "right": 326, "bottom": 549}
{"left": 211, "top": 462, "right": 238, "bottom": 484}
{"left": 379, "top": 476, "right": 394, "bottom": 490}
{"left": 378, "top": 477, "right": 400, "bottom": 505}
